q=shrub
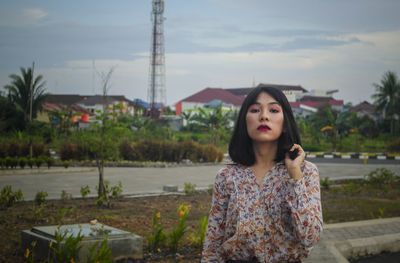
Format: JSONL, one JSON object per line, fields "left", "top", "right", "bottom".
{"left": 34, "top": 191, "right": 48, "bottom": 206}
{"left": 61, "top": 190, "right": 72, "bottom": 201}
{"left": 86, "top": 237, "right": 112, "bottom": 263}
{"left": 27, "top": 158, "right": 35, "bottom": 169}
{"left": 50, "top": 230, "right": 83, "bottom": 263}
{"left": 0, "top": 158, "right": 5, "bottom": 169}
{"left": 387, "top": 139, "right": 400, "bottom": 153}
{"left": 189, "top": 215, "right": 208, "bottom": 248}
{"left": 35, "top": 156, "right": 46, "bottom": 168}
{"left": 320, "top": 177, "right": 332, "bottom": 190}
{"left": 0, "top": 185, "right": 24, "bottom": 208}
{"left": 59, "top": 142, "right": 78, "bottom": 161}
{"left": 364, "top": 168, "right": 399, "bottom": 187}
{"left": 63, "top": 161, "right": 71, "bottom": 169}
{"left": 168, "top": 204, "right": 189, "bottom": 253}
{"left": 46, "top": 156, "right": 55, "bottom": 169}
{"left": 18, "top": 157, "right": 27, "bottom": 169}
{"left": 146, "top": 212, "right": 167, "bottom": 252}
{"left": 80, "top": 185, "right": 91, "bottom": 199}
{"left": 119, "top": 140, "right": 142, "bottom": 161}
{"left": 0, "top": 143, "right": 7, "bottom": 158}
{"left": 184, "top": 182, "right": 196, "bottom": 195}
{"left": 7, "top": 141, "right": 20, "bottom": 157}
{"left": 110, "top": 181, "right": 123, "bottom": 198}
{"left": 32, "top": 142, "right": 48, "bottom": 158}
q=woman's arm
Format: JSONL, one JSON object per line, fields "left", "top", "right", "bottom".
{"left": 201, "top": 167, "right": 230, "bottom": 262}
{"left": 285, "top": 161, "right": 323, "bottom": 247}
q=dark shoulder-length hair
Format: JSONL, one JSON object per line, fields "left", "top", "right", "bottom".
{"left": 228, "top": 86, "right": 301, "bottom": 166}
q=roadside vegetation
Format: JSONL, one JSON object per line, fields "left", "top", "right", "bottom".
{"left": 0, "top": 168, "right": 399, "bottom": 262}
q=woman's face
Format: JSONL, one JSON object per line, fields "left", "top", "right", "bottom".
{"left": 246, "top": 92, "right": 284, "bottom": 144}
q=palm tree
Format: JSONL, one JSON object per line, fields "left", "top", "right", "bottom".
{"left": 372, "top": 71, "right": 400, "bottom": 135}
{"left": 4, "top": 64, "right": 47, "bottom": 124}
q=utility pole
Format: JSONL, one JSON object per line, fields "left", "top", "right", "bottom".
{"left": 147, "top": 0, "right": 166, "bottom": 119}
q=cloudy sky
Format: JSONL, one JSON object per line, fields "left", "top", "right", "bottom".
{"left": 1, "top": 0, "right": 399, "bottom": 106}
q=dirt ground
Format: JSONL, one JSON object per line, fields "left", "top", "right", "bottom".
{"left": 1, "top": 182, "right": 400, "bottom": 263}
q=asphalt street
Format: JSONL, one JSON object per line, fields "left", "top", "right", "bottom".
{"left": 0, "top": 159, "right": 398, "bottom": 200}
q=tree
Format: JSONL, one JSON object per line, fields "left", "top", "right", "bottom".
{"left": 372, "top": 71, "right": 400, "bottom": 135}
{"left": 196, "top": 106, "right": 229, "bottom": 147}
{"left": 3, "top": 63, "right": 48, "bottom": 125}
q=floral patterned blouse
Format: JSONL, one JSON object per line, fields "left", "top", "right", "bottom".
{"left": 201, "top": 160, "right": 322, "bottom": 263}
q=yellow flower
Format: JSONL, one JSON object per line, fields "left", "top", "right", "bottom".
{"left": 179, "top": 210, "right": 185, "bottom": 217}
{"left": 349, "top": 128, "right": 357, "bottom": 133}
{"left": 156, "top": 212, "right": 161, "bottom": 218}
{"left": 70, "top": 258, "right": 75, "bottom": 263}
{"left": 24, "top": 248, "right": 30, "bottom": 259}
{"left": 320, "top": 126, "right": 333, "bottom": 132}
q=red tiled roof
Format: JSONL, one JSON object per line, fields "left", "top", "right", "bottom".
{"left": 42, "top": 103, "right": 94, "bottom": 116}
{"left": 178, "top": 88, "right": 244, "bottom": 106}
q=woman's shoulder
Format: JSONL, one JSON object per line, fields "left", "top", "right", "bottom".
{"left": 217, "top": 163, "right": 247, "bottom": 175}
{"left": 304, "top": 160, "right": 318, "bottom": 171}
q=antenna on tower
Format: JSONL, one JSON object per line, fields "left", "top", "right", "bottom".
{"left": 147, "top": 0, "right": 166, "bottom": 119}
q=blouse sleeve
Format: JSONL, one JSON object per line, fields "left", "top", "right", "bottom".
{"left": 285, "top": 161, "right": 323, "bottom": 247}
{"left": 201, "top": 167, "right": 230, "bottom": 262}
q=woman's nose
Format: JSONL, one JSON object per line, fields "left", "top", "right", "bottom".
{"left": 260, "top": 109, "right": 269, "bottom": 121}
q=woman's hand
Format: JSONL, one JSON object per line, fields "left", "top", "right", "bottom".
{"left": 284, "top": 144, "right": 306, "bottom": 180}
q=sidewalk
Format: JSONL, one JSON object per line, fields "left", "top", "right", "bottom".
{"left": 304, "top": 217, "right": 400, "bottom": 263}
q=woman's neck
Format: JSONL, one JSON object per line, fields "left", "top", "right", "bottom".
{"left": 252, "top": 141, "right": 278, "bottom": 168}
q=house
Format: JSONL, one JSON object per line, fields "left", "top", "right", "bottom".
{"left": 175, "top": 87, "right": 244, "bottom": 115}
{"left": 349, "top": 101, "right": 380, "bottom": 122}
{"left": 175, "top": 83, "right": 308, "bottom": 115}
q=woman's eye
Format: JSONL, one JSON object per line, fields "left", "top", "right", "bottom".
{"left": 250, "top": 108, "right": 260, "bottom": 113}
{"left": 270, "top": 108, "right": 280, "bottom": 113}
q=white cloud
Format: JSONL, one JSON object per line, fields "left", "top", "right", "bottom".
{"left": 22, "top": 8, "right": 48, "bottom": 20}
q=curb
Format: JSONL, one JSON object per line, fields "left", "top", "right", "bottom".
{"left": 306, "top": 152, "right": 400, "bottom": 160}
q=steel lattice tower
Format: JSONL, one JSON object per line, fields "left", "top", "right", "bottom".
{"left": 147, "top": 0, "right": 166, "bottom": 119}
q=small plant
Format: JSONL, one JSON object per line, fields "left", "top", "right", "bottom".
{"left": 86, "top": 237, "right": 112, "bottom": 263}
{"left": 49, "top": 229, "right": 84, "bottom": 263}
{"left": 61, "top": 190, "right": 72, "bottom": 201}
{"left": 320, "top": 177, "right": 332, "bottom": 190}
{"left": 343, "top": 182, "right": 361, "bottom": 195}
{"left": 184, "top": 182, "right": 196, "bottom": 195}
{"left": 168, "top": 203, "right": 189, "bottom": 253}
{"left": 110, "top": 181, "right": 123, "bottom": 198}
{"left": 24, "top": 241, "right": 36, "bottom": 263}
{"left": 89, "top": 224, "right": 112, "bottom": 236}
{"left": 46, "top": 156, "right": 55, "bottom": 169}
{"left": 18, "top": 157, "right": 27, "bottom": 169}
{"left": 35, "top": 156, "right": 44, "bottom": 168}
{"left": 80, "top": 185, "right": 91, "bottom": 199}
{"left": 55, "top": 207, "right": 75, "bottom": 225}
{"left": 0, "top": 185, "right": 24, "bottom": 208}
{"left": 370, "top": 208, "right": 385, "bottom": 219}
{"left": 96, "top": 195, "right": 105, "bottom": 206}
{"left": 189, "top": 215, "right": 208, "bottom": 247}
{"left": 27, "top": 158, "right": 35, "bottom": 169}
{"left": 63, "top": 160, "right": 70, "bottom": 169}
{"left": 146, "top": 211, "right": 167, "bottom": 252}
{"left": 34, "top": 191, "right": 48, "bottom": 206}
{"left": 30, "top": 203, "right": 47, "bottom": 222}
{"left": 364, "top": 168, "right": 399, "bottom": 187}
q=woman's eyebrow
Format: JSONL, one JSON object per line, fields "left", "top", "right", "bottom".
{"left": 253, "top": 101, "right": 281, "bottom": 106}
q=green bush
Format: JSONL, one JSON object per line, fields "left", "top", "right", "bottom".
{"left": 387, "top": 139, "right": 400, "bottom": 153}
{"left": 5, "top": 157, "right": 17, "bottom": 169}
{"left": 364, "top": 168, "right": 399, "bottom": 187}
{"left": 45, "top": 156, "right": 55, "bottom": 169}
{"left": 27, "top": 158, "right": 35, "bottom": 169}
{"left": 80, "top": 185, "right": 91, "bottom": 199}
{"left": 32, "top": 142, "right": 49, "bottom": 158}
{"left": 34, "top": 191, "right": 48, "bottom": 206}
{"left": 63, "top": 161, "right": 71, "bottom": 169}
{"left": 35, "top": 156, "right": 45, "bottom": 168}
{"left": 0, "top": 158, "right": 5, "bottom": 169}
{"left": 18, "top": 157, "right": 27, "bottom": 169}
{"left": 0, "top": 143, "right": 7, "bottom": 158}
{"left": 303, "top": 144, "right": 325, "bottom": 152}
{"left": 7, "top": 141, "right": 20, "bottom": 157}
{"left": 184, "top": 182, "right": 196, "bottom": 195}
{"left": 0, "top": 185, "right": 24, "bottom": 208}
{"left": 119, "top": 140, "right": 142, "bottom": 161}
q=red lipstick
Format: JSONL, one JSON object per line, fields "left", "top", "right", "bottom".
{"left": 257, "top": 125, "right": 271, "bottom": 131}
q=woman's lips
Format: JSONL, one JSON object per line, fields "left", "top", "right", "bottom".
{"left": 257, "top": 125, "right": 271, "bottom": 131}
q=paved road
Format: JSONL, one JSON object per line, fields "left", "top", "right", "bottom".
{"left": 0, "top": 160, "right": 399, "bottom": 201}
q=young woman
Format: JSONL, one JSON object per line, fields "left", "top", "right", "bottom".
{"left": 201, "top": 86, "right": 323, "bottom": 263}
